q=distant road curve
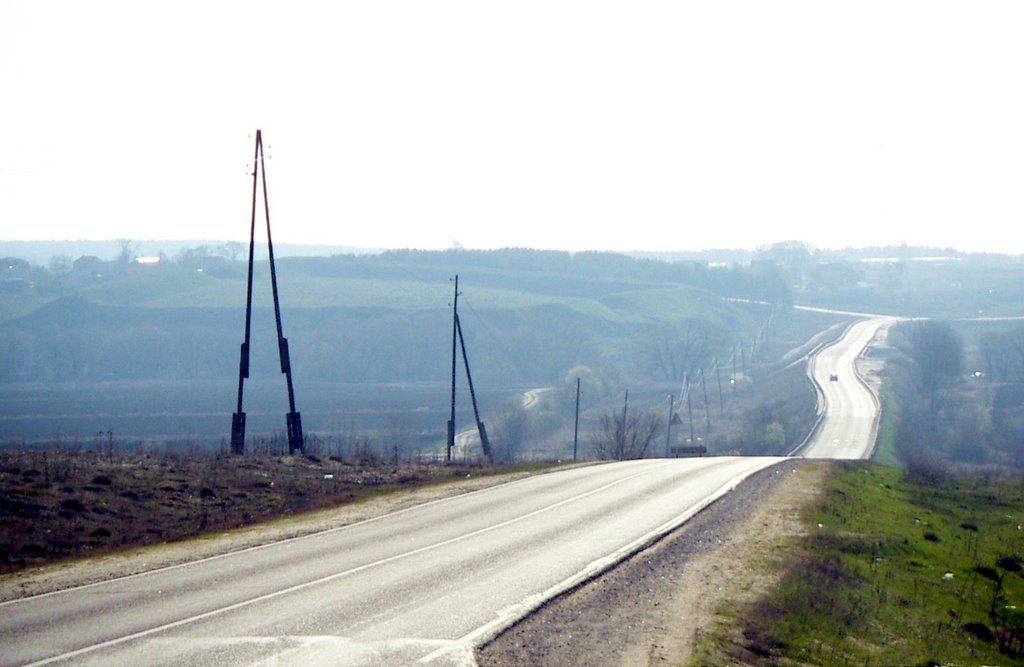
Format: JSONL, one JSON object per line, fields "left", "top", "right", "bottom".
{"left": 520, "top": 387, "right": 552, "bottom": 410}
{"left": 797, "top": 317, "right": 899, "bottom": 459}
{"left": 727, "top": 299, "right": 896, "bottom": 459}
{"left": 795, "top": 310, "right": 1023, "bottom": 459}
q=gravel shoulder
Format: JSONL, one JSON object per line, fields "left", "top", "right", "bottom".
{"left": 476, "top": 459, "right": 830, "bottom": 667}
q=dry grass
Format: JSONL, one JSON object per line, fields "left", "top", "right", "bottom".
{"left": 0, "top": 447, "right": 526, "bottom": 574}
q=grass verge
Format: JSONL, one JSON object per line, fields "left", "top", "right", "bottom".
{"left": 690, "top": 461, "right": 1024, "bottom": 666}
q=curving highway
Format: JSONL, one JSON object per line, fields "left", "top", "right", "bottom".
{"left": 799, "top": 317, "right": 897, "bottom": 459}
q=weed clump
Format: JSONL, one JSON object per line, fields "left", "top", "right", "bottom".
{"left": 743, "top": 548, "right": 867, "bottom": 660}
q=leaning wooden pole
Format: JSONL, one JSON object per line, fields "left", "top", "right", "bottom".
{"left": 456, "top": 313, "right": 492, "bottom": 462}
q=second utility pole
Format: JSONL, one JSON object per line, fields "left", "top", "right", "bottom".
{"left": 447, "top": 275, "right": 492, "bottom": 462}
{"left": 448, "top": 276, "right": 459, "bottom": 462}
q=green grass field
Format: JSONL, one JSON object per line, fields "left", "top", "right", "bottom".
{"left": 693, "top": 462, "right": 1024, "bottom": 665}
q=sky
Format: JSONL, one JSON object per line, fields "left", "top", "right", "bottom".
{"left": 1, "top": 1, "right": 1022, "bottom": 254}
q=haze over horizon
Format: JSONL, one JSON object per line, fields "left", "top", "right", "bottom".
{"left": 0, "top": 236, "right": 1005, "bottom": 256}
{"left": 2, "top": 2, "right": 1022, "bottom": 255}
{"left": 3, "top": 233, "right": 1012, "bottom": 264}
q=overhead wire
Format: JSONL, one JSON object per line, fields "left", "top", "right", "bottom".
{"left": 457, "top": 292, "right": 532, "bottom": 385}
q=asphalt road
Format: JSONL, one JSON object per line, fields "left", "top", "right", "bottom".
{"left": 800, "top": 316, "right": 896, "bottom": 459}
{"left": 0, "top": 456, "right": 783, "bottom": 666}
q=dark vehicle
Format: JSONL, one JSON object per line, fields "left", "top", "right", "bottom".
{"left": 829, "top": 373, "right": 839, "bottom": 382}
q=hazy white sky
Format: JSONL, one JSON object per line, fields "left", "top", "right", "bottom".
{"left": 2, "top": 1, "right": 1022, "bottom": 253}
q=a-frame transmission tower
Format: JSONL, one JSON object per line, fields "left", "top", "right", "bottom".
{"left": 230, "top": 129, "right": 304, "bottom": 455}
{"left": 447, "top": 275, "right": 492, "bottom": 463}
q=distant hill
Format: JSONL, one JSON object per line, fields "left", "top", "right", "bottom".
{"left": 1, "top": 248, "right": 780, "bottom": 387}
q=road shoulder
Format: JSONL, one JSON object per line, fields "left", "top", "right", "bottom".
{"left": 476, "top": 459, "right": 830, "bottom": 667}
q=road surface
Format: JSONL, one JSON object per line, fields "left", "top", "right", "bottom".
{"left": 800, "top": 317, "right": 897, "bottom": 459}
{"left": 0, "top": 457, "right": 783, "bottom": 666}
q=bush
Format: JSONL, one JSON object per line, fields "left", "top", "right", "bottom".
{"left": 903, "top": 457, "right": 951, "bottom": 487}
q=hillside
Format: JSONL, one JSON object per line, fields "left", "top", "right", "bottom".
{"left": 1, "top": 248, "right": 821, "bottom": 450}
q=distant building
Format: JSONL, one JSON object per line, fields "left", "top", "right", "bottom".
{"left": 0, "top": 257, "right": 32, "bottom": 292}
{"left": 71, "top": 255, "right": 109, "bottom": 281}
{"left": 749, "top": 259, "right": 777, "bottom": 272}
{"left": 1, "top": 257, "right": 31, "bottom": 278}
{"left": 672, "top": 259, "right": 710, "bottom": 270}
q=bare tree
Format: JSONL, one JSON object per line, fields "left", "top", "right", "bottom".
{"left": 488, "top": 400, "right": 531, "bottom": 463}
{"left": 383, "top": 414, "right": 413, "bottom": 464}
{"left": 221, "top": 242, "right": 245, "bottom": 262}
{"left": 1008, "top": 329, "right": 1024, "bottom": 380}
{"left": 48, "top": 254, "right": 72, "bottom": 277}
{"left": 980, "top": 327, "right": 1024, "bottom": 382}
{"left": 757, "top": 240, "right": 815, "bottom": 279}
{"left": 637, "top": 319, "right": 726, "bottom": 382}
{"left": 116, "top": 239, "right": 138, "bottom": 265}
{"left": 590, "top": 406, "right": 661, "bottom": 460}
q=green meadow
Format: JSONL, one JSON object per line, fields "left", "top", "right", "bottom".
{"left": 694, "top": 462, "right": 1024, "bottom": 666}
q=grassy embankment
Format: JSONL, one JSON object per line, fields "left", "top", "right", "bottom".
{"left": 691, "top": 461, "right": 1024, "bottom": 666}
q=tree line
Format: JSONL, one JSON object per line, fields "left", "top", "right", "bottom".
{"left": 884, "top": 319, "right": 1024, "bottom": 468}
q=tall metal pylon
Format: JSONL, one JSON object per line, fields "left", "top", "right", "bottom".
{"left": 231, "top": 129, "right": 304, "bottom": 455}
